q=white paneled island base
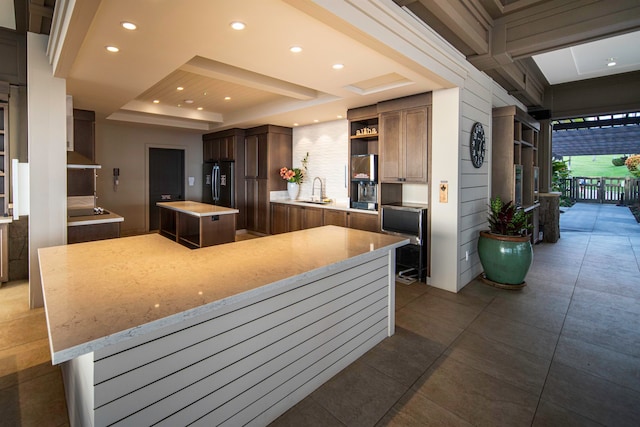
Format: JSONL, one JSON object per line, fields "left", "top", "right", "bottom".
{"left": 39, "top": 226, "right": 407, "bottom": 426}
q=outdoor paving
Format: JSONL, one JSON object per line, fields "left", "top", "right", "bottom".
{"left": 560, "top": 202, "right": 640, "bottom": 235}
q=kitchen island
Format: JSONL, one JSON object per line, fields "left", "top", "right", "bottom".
{"left": 157, "top": 200, "right": 238, "bottom": 248}
{"left": 39, "top": 226, "right": 407, "bottom": 426}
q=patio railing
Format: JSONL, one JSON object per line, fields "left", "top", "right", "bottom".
{"left": 560, "top": 177, "right": 640, "bottom": 204}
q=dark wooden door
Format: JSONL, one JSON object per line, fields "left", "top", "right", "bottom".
{"left": 149, "top": 148, "right": 185, "bottom": 231}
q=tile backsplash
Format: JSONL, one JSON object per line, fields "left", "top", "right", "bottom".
{"left": 292, "top": 119, "right": 349, "bottom": 202}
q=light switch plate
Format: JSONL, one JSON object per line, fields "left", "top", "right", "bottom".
{"left": 439, "top": 182, "right": 448, "bottom": 203}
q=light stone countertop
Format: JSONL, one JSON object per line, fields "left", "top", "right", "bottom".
{"left": 271, "top": 199, "right": 378, "bottom": 215}
{"left": 38, "top": 226, "right": 407, "bottom": 364}
{"left": 157, "top": 201, "right": 239, "bottom": 216}
{"left": 0, "top": 216, "right": 12, "bottom": 224}
{"left": 67, "top": 211, "right": 124, "bottom": 227}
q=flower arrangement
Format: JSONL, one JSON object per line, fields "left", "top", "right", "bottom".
{"left": 279, "top": 167, "right": 304, "bottom": 184}
{"left": 279, "top": 152, "right": 309, "bottom": 184}
{"left": 487, "top": 196, "right": 532, "bottom": 236}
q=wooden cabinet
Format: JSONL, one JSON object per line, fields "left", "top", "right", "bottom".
{"left": 67, "top": 222, "right": 121, "bottom": 244}
{"left": 348, "top": 211, "right": 379, "bottom": 232}
{"left": 244, "top": 125, "right": 292, "bottom": 234}
{"left": 347, "top": 105, "right": 379, "bottom": 208}
{"left": 0, "top": 97, "right": 7, "bottom": 216}
{"left": 492, "top": 105, "right": 540, "bottom": 242}
{"left": 203, "top": 132, "right": 238, "bottom": 162}
{"left": 271, "top": 204, "right": 323, "bottom": 233}
{"left": 380, "top": 106, "right": 429, "bottom": 183}
{"left": 0, "top": 223, "right": 7, "bottom": 282}
{"left": 202, "top": 128, "right": 245, "bottom": 228}
{"left": 270, "top": 203, "right": 379, "bottom": 234}
{"left": 68, "top": 109, "right": 96, "bottom": 197}
{"left": 323, "top": 209, "right": 348, "bottom": 227}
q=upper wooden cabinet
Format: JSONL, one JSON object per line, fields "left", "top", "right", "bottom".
{"left": 202, "top": 128, "right": 244, "bottom": 162}
{"left": 68, "top": 109, "right": 96, "bottom": 198}
{"left": 380, "top": 105, "right": 430, "bottom": 183}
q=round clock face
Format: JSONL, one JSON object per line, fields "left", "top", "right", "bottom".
{"left": 470, "top": 122, "right": 486, "bottom": 168}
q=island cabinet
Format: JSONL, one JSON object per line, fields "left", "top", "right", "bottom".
{"left": 244, "top": 125, "right": 292, "bottom": 235}
{"left": 39, "top": 228, "right": 407, "bottom": 427}
{"left": 157, "top": 201, "right": 238, "bottom": 249}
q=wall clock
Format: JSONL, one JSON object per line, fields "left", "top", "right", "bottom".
{"left": 470, "top": 122, "right": 486, "bottom": 168}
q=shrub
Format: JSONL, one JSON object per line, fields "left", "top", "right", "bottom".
{"left": 612, "top": 156, "right": 628, "bottom": 166}
{"left": 625, "top": 154, "right": 640, "bottom": 177}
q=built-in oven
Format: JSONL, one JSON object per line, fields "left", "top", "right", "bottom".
{"left": 381, "top": 204, "right": 428, "bottom": 282}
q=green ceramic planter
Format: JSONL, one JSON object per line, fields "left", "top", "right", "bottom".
{"left": 477, "top": 231, "right": 533, "bottom": 285}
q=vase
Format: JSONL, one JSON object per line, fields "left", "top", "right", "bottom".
{"left": 477, "top": 231, "right": 533, "bottom": 287}
{"left": 287, "top": 182, "right": 299, "bottom": 200}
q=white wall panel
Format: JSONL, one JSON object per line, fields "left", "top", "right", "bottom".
{"left": 83, "top": 252, "right": 393, "bottom": 427}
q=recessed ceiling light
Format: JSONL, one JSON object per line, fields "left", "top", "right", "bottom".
{"left": 105, "top": 45, "right": 119, "bottom": 53}
{"left": 121, "top": 21, "right": 137, "bottom": 30}
{"left": 153, "top": 99, "right": 160, "bottom": 104}
{"left": 230, "top": 21, "right": 246, "bottom": 30}
{"left": 184, "top": 99, "right": 194, "bottom": 104}
{"left": 337, "top": 115, "right": 343, "bottom": 119}
{"left": 176, "top": 86, "right": 184, "bottom": 91}
{"left": 290, "top": 46, "right": 302, "bottom": 53}
{"left": 607, "top": 61, "right": 617, "bottom": 67}
{"left": 293, "top": 123, "right": 299, "bottom": 126}
{"left": 313, "top": 119, "right": 319, "bottom": 123}
{"left": 224, "top": 96, "right": 231, "bottom": 101}
{"left": 197, "top": 107, "right": 203, "bottom": 111}
{"left": 332, "top": 63, "right": 344, "bottom": 70}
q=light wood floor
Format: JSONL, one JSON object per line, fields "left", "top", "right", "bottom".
{"left": 0, "top": 280, "right": 68, "bottom": 426}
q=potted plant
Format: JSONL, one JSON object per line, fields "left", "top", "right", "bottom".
{"left": 477, "top": 196, "right": 533, "bottom": 289}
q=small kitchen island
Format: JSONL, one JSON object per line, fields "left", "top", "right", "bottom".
{"left": 157, "top": 200, "right": 238, "bottom": 248}
{"left": 39, "top": 226, "right": 407, "bottom": 426}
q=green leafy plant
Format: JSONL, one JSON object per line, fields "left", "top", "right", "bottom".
{"left": 552, "top": 159, "right": 573, "bottom": 207}
{"left": 612, "top": 156, "right": 628, "bottom": 166}
{"left": 487, "top": 196, "right": 532, "bottom": 236}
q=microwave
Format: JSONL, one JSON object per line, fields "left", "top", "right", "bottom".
{"left": 351, "top": 154, "right": 377, "bottom": 182}
{"left": 380, "top": 204, "right": 428, "bottom": 245}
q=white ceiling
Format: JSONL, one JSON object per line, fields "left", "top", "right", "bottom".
{"left": 533, "top": 30, "right": 640, "bottom": 85}
{"left": 60, "top": 0, "right": 447, "bottom": 133}
{"left": 54, "top": 0, "right": 640, "bottom": 133}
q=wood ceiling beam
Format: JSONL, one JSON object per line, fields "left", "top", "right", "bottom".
{"left": 400, "top": 0, "right": 492, "bottom": 55}
{"left": 501, "top": 0, "right": 640, "bottom": 59}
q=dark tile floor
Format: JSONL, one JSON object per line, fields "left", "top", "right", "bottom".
{"left": 272, "top": 230, "right": 640, "bottom": 426}
{"left": 1, "top": 225, "right": 639, "bottom": 426}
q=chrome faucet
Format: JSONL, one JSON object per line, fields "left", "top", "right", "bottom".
{"left": 312, "top": 177, "right": 325, "bottom": 200}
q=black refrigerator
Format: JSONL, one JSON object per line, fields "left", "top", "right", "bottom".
{"left": 203, "top": 160, "right": 235, "bottom": 208}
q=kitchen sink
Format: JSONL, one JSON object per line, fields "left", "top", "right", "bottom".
{"left": 299, "top": 199, "right": 332, "bottom": 205}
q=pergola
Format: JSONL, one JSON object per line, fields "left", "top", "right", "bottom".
{"left": 552, "top": 112, "right": 640, "bottom": 157}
